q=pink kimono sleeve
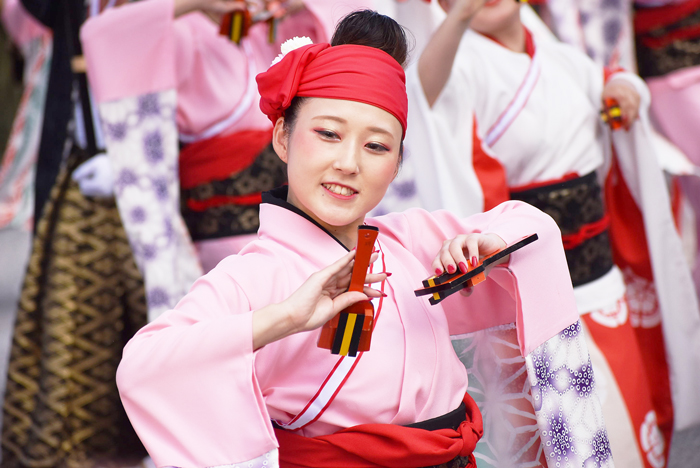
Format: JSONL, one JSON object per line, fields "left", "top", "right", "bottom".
{"left": 2, "top": 0, "right": 49, "bottom": 48}
{"left": 81, "top": 0, "right": 266, "bottom": 135}
{"left": 371, "top": 201, "right": 579, "bottom": 356}
{"left": 117, "top": 260, "right": 278, "bottom": 467}
{"left": 80, "top": 0, "right": 178, "bottom": 103}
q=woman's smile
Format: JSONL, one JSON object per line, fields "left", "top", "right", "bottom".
{"left": 322, "top": 182, "right": 358, "bottom": 199}
{"left": 272, "top": 97, "right": 401, "bottom": 247}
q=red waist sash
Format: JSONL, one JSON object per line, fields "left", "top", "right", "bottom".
{"left": 178, "top": 128, "right": 272, "bottom": 190}
{"left": 275, "top": 392, "right": 483, "bottom": 468}
{"left": 634, "top": 0, "right": 700, "bottom": 34}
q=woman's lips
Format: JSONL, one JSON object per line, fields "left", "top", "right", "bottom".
{"left": 322, "top": 182, "right": 358, "bottom": 200}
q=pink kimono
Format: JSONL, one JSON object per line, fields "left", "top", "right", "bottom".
{"left": 117, "top": 192, "right": 612, "bottom": 468}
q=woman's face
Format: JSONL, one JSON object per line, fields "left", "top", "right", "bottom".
{"left": 273, "top": 97, "right": 402, "bottom": 234}
{"left": 470, "top": 0, "right": 521, "bottom": 36}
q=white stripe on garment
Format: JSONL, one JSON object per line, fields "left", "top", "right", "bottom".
{"left": 274, "top": 246, "right": 384, "bottom": 430}
{"left": 484, "top": 52, "right": 542, "bottom": 148}
{"left": 276, "top": 355, "right": 358, "bottom": 430}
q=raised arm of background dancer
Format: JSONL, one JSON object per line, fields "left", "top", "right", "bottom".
{"left": 418, "top": 0, "right": 485, "bottom": 107}
{"left": 173, "top": 0, "right": 243, "bottom": 18}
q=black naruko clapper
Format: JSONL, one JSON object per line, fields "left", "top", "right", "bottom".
{"left": 415, "top": 234, "right": 539, "bottom": 305}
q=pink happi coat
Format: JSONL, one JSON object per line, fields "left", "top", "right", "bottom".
{"left": 117, "top": 197, "right": 578, "bottom": 467}
{"left": 81, "top": 0, "right": 370, "bottom": 139}
{"left": 79, "top": 0, "right": 371, "bottom": 318}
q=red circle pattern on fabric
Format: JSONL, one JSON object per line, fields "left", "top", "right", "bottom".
{"left": 256, "top": 43, "right": 408, "bottom": 138}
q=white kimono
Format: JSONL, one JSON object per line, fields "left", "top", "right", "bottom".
{"left": 403, "top": 22, "right": 700, "bottom": 468}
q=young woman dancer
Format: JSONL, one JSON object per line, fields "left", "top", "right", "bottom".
{"left": 116, "top": 10, "right": 610, "bottom": 468}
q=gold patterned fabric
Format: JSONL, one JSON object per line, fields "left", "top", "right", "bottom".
{"left": 510, "top": 172, "right": 614, "bottom": 286}
{"left": 180, "top": 143, "right": 288, "bottom": 241}
{"left": 564, "top": 231, "right": 614, "bottom": 287}
{"left": 2, "top": 148, "right": 148, "bottom": 468}
{"left": 636, "top": 6, "right": 700, "bottom": 78}
{"left": 509, "top": 172, "right": 604, "bottom": 235}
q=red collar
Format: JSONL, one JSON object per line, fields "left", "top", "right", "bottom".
{"left": 482, "top": 26, "right": 535, "bottom": 58}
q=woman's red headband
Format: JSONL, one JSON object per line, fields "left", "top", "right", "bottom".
{"left": 256, "top": 42, "right": 408, "bottom": 138}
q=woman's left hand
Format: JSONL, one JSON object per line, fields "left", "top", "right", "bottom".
{"left": 602, "top": 80, "right": 641, "bottom": 130}
{"left": 431, "top": 233, "right": 507, "bottom": 295}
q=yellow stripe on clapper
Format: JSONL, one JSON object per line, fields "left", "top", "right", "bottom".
{"left": 428, "top": 277, "right": 441, "bottom": 301}
{"left": 231, "top": 12, "right": 244, "bottom": 43}
{"left": 339, "top": 313, "right": 358, "bottom": 356}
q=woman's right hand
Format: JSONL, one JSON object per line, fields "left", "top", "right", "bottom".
{"left": 438, "top": 0, "right": 487, "bottom": 23}
{"left": 252, "top": 251, "right": 387, "bottom": 350}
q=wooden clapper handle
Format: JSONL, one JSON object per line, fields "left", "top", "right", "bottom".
{"left": 318, "top": 226, "right": 379, "bottom": 356}
{"left": 220, "top": 10, "right": 252, "bottom": 44}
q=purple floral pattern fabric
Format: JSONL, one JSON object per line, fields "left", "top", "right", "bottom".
{"left": 542, "top": 0, "right": 636, "bottom": 70}
{"left": 525, "top": 321, "right": 614, "bottom": 468}
{"left": 451, "top": 320, "right": 614, "bottom": 468}
{"left": 99, "top": 90, "right": 203, "bottom": 320}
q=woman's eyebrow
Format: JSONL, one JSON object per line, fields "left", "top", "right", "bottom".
{"left": 311, "top": 116, "right": 395, "bottom": 140}
{"left": 311, "top": 115, "right": 347, "bottom": 124}
{"left": 367, "top": 126, "right": 394, "bottom": 138}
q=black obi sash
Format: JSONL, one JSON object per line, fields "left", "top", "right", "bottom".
{"left": 510, "top": 172, "right": 614, "bottom": 287}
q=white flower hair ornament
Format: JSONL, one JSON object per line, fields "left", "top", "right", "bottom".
{"left": 271, "top": 36, "right": 314, "bottom": 66}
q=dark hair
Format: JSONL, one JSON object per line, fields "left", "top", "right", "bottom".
{"left": 282, "top": 96, "right": 309, "bottom": 137}
{"left": 330, "top": 9, "right": 410, "bottom": 68}
{"left": 283, "top": 10, "right": 409, "bottom": 161}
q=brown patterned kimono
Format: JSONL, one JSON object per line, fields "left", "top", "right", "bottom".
{"left": 2, "top": 148, "right": 148, "bottom": 468}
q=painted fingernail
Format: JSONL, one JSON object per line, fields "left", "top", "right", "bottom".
{"left": 380, "top": 292, "right": 388, "bottom": 297}
{"left": 471, "top": 256, "right": 478, "bottom": 267}
{"left": 384, "top": 272, "right": 393, "bottom": 277}
{"left": 447, "top": 264, "right": 456, "bottom": 274}
{"left": 459, "top": 262, "right": 468, "bottom": 273}
{"left": 435, "top": 268, "right": 443, "bottom": 276}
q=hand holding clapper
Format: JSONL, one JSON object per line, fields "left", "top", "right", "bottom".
{"left": 415, "top": 234, "right": 539, "bottom": 305}
{"left": 317, "top": 226, "right": 378, "bottom": 357}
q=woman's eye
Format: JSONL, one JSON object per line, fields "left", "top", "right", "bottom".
{"left": 315, "top": 129, "right": 339, "bottom": 140}
{"left": 366, "top": 142, "right": 390, "bottom": 153}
